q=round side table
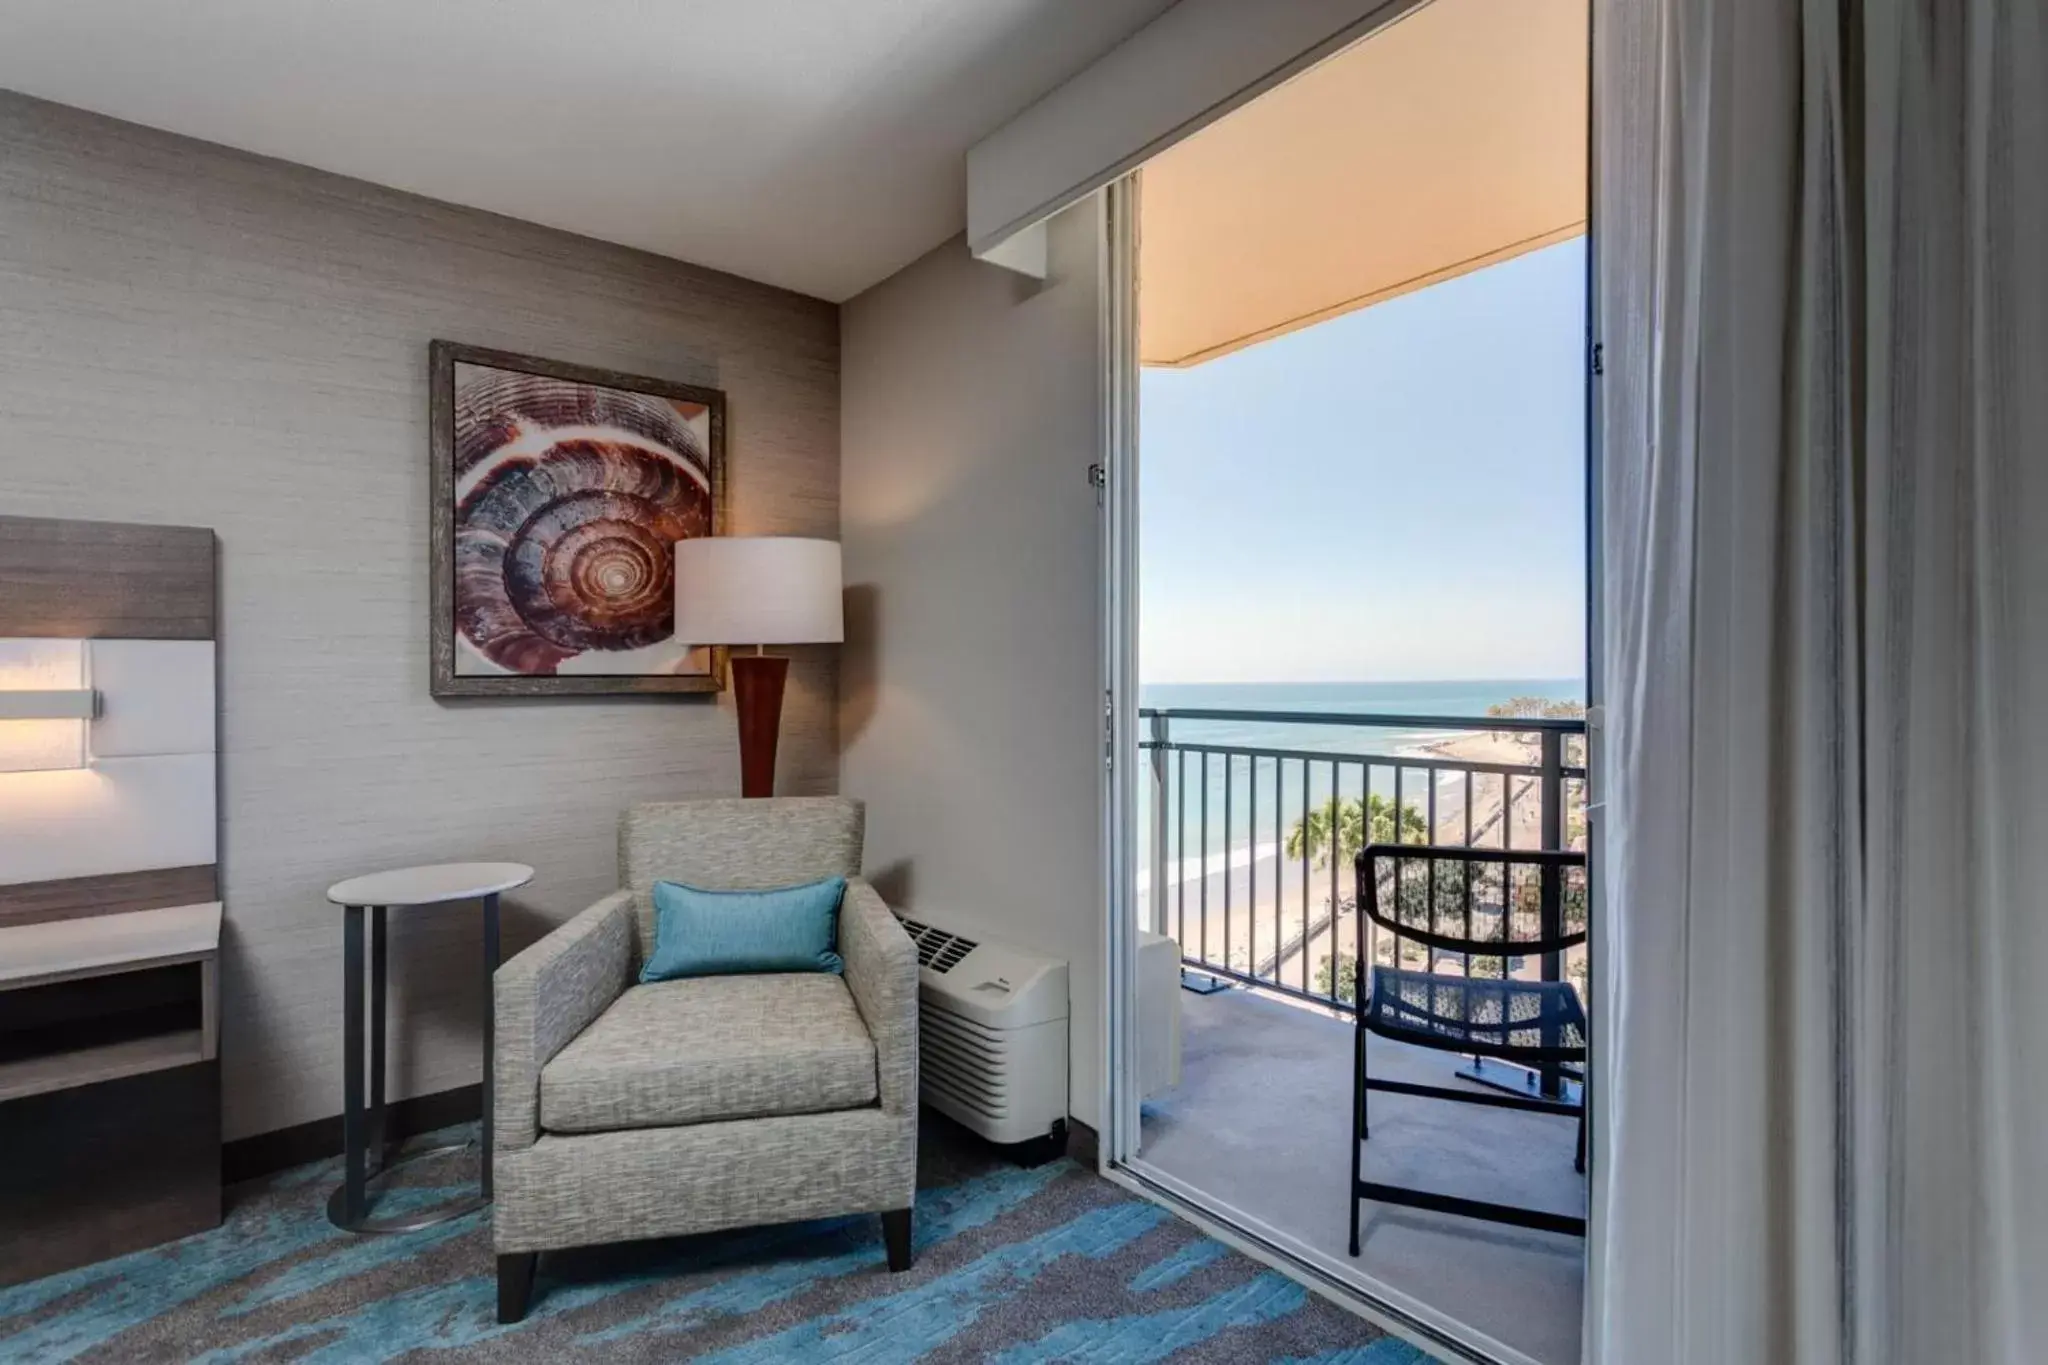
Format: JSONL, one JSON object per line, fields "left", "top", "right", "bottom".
{"left": 324, "top": 861, "right": 533, "bottom": 1234}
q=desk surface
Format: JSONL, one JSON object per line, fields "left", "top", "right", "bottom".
{"left": 0, "top": 900, "right": 221, "bottom": 988}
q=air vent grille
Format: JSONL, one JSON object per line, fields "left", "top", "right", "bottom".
{"left": 920, "top": 1001, "right": 1014, "bottom": 1119}
{"left": 899, "top": 917, "right": 977, "bottom": 974}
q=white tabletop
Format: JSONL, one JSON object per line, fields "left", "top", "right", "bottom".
{"left": 0, "top": 901, "right": 222, "bottom": 988}
{"left": 326, "top": 862, "right": 534, "bottom": 908}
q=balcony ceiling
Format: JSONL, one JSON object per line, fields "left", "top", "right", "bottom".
{"left": 0, "top": 0, "right": 1174, "bottom": 302}
{"left": 1139, "top": 0, "right": 1589, "bottom": 368}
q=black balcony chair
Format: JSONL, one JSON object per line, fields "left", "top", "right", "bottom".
{"left": 1348, "top": 844, "right": 1588, "bottom": 1250}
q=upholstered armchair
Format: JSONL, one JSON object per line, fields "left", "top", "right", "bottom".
{"left": 490, "top": 797, "right": 919, "bottom": 1322}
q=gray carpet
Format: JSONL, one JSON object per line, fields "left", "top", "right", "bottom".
{"left": 0, "top": 1116, "right": 1431, "bottom": 1363}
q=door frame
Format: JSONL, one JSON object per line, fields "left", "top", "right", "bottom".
{"left": 1095, "top": 19, "right": 1608, "bottom": 1352}
{"left": 1094, "top": 167, "right": 1545, "bottom": 1365}
{"left": 1094, "top": 169, "right": 1540, "bottom": 1365}
{"left": 1099, "top": 175, "right": 1144, "bottom": 1171}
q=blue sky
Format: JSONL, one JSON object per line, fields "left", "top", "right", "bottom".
{"left": 1139, "top": 237, "right": 1588, "bottom": 684}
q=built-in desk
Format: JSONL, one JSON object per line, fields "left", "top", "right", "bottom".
{"left": 0, "top": 901, "right": 223, "bottom": 1286}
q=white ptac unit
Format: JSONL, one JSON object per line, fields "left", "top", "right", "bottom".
{"left": 897, "top": 914, "right": 1069, "bottom": 1148}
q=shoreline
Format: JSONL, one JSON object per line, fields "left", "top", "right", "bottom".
{"left": 1138, "top": 726, "right": 1574, "bottom": 984}
{"left": 1139, "top": 727, "right": 1550, "bottom": 897}
{"left": 1145, "top": 842, "right": 1361, "bottom": 987}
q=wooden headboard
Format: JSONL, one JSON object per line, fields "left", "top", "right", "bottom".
{"left": 0, "top": 516, "right": 219, "bottom": 927}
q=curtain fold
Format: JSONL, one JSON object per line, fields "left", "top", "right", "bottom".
{"left": 1591, "top": 0, "right": 2046, "bottom": 1360}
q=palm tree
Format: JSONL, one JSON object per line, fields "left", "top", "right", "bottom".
{"left": 1285, "top": 793, "right": 1427, "bottom": 867}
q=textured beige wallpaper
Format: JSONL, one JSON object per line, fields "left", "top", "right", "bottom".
{"left": 0, "top": 92, "right": 840, "bottom": 1139}
{"left": 839, "top": 212, "right": 1106, "bottom": 1127}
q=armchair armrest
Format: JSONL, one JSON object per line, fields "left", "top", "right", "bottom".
{"left": 494, "top": 888, "right": 634, "bottom": 1153}
{"left": 839, "top": 879, "right": 919, "bottom": 1118}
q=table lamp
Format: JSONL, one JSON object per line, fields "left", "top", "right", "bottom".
{"left": 673, "top": 536, "right": 843, "bottom": 797}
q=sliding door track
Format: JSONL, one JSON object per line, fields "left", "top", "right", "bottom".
{"left": 1104, "top": 1156, "right": 1544, "bottom": 1365}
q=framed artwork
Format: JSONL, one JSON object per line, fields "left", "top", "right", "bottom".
{"left": 429, "top": 341, "right": 727, "bottom": 697}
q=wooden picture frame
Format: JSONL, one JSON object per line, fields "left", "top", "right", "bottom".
{"left": 429, "top": 341, "right": 728, "bottom": 697}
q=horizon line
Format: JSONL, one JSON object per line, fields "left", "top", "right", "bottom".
{"left": 1140, "top": 676, "right": 1586, "bottom": 688}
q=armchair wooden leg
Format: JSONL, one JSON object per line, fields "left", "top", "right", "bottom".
{"left": 497, "top": 1252, "right": 537, "bottom": 1324}
{"left": 881, "top": 1208, "right": 913, "bottom": 1273}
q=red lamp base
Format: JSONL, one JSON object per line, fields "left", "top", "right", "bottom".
{"left": 729, "top": 653, "right": 789, "bottom": 798}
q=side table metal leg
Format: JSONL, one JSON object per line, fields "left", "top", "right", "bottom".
{"left": 369, "top": 905, "right": 387, "bottom": 1169}
{"left": 341, "top": 904, "right": 366, "bottom": 1227}
{"left": 481, "top": 891, "right": 499, "bottom": 1200}
{"left": 328, "top": 882, "right": 502, "bottom": 1235}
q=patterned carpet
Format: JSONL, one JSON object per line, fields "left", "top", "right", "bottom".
{"left": 0, "top": 1120, "right": 1429, "bottom": 1363}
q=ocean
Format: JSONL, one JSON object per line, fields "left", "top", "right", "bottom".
{"left": 1141, "top": 678, "right": 1584, "bottom": 751}
{"left": 1136, "top": 679, "right": 1584, "bottom": 894}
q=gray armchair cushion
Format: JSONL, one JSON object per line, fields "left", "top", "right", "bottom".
{"left": 620, "top": 797, "right": 864, "bottom": 960}
{"left": 540, "top": 973, "right": 878, "bottom": 1133}
{"left": 495, "top": 1110, "right": 901, "bottom": 1253}
{"left": 494, "top": 889, "right": 636, "bottom": 1153}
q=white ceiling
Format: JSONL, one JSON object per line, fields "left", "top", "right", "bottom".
{"left": 0, "top": 0, "right": 1175, "bottom": 301}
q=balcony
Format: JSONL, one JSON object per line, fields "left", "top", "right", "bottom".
{"left": 1137, "top": 707, "right": 1589, "bottom": 1365}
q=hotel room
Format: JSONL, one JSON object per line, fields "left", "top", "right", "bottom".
{"left": 0, "top": 2, "right": 2041, "bottom": 1363}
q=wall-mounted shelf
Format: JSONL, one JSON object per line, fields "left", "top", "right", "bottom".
{"left": 0, "top": 1027, "right": 207, "bottom": 1104}
{"left": 0, "top": 899, "right": 222, "bottom": 1287}
{"left": 0, "top": 900, "right": 220, "bottom": 1102}
{"left": 0, "top": 899, "right": 221, "bottom": 988}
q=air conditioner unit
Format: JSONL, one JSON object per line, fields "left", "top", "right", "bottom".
{"left": 897, "top": 914, "right": 1069, "bottom": 1158}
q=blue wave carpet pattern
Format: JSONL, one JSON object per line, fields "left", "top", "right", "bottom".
{"left": 0, "top": 1122, "right": 1433, "bottom": 1363}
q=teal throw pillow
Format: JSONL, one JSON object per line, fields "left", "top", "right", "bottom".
{"left": 639, "top": 876, "right": 847, "bottom": 982}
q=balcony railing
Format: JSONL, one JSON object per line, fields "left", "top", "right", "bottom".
{"left": 1138, "top": 707, "right": 1588, "bottom": 1022}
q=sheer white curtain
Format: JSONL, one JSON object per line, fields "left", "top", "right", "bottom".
{"left": 1590, "top": 0, "right": 2047, "bottom": 1360}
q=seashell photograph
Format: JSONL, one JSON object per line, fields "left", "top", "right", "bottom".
{"left": 428, "top": 342, "right": 726, "bottom": 696}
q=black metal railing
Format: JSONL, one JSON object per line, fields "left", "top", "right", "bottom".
{"left": 1139, "top": 707, "right": 1588, "bottom": 1022}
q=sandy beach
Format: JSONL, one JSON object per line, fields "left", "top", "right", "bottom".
{"left": 1408, "top": 728, "right": 1569, "bottom": 851}
{"left": 1148, "top": 841, "right": 1361, "bottom": 995}
{"left": 1142, "top": 725, "right": 1587, "bottom": 996}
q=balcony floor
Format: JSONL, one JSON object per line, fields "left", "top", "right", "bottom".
{"left": 1140, "top": 986, "right": 1585, "bottom": 1365}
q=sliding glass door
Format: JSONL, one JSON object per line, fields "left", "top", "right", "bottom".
{"left": 1102, "top": 4, "right": 1595, "bottom": 1362}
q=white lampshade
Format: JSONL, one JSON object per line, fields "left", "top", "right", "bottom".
{"left": 673, "top": 537, "right": 844, "bottom": 647}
